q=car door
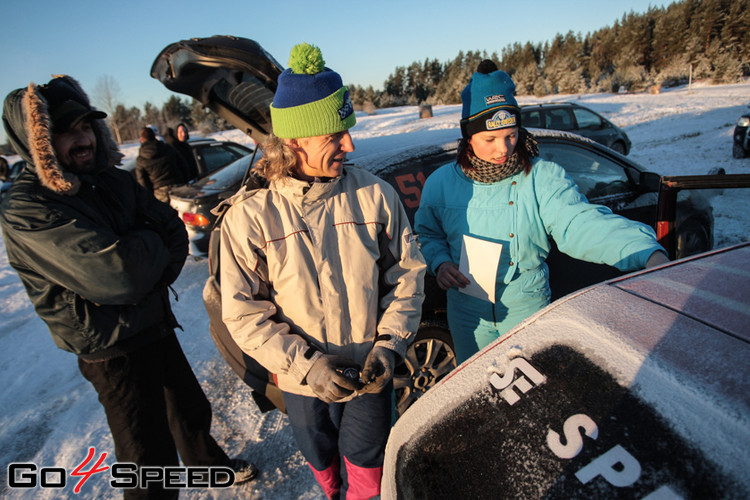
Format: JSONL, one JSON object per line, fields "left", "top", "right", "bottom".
{"left": 537, "top": 139, "right": 647, "bottom": 218}
{"left": 521, "top": 108, "right": 544, "bottom": 129}
{"left": 545, "top": 107, "right": 575, "bottom": 131}
{"left": 572, "top": 107, "right": 617, "bottom": 147}
{"left": 536, "top": 138, "right": 653, "bottom": 299}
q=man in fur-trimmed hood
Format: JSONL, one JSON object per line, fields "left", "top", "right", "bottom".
{"left": 2, "top": 75, "right": 122, "bottom": 195}
{"left": 1, "top": 75, "right": 257, "bottom": 497}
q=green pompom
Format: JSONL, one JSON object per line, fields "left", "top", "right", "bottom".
{"left": 288, "top": 43, "right": 325, "bottom": 75}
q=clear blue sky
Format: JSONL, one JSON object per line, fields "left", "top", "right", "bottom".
{"left": 0, "top": 0, "right": 665, "bottom": 145}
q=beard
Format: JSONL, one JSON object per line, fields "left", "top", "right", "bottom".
{"left": 64, "top": 146, "right": 98, "bottom": 174}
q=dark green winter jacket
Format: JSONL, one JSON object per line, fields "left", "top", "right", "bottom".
{"left": 0, "top": 76, "right": 188, "bottom": 359}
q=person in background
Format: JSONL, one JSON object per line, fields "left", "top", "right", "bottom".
{"left": 414, "top": 60, "right": 669, "bottom": 364}
{"left": 165, "top": 123, "right": 199, "bottom": 181}
{"left": 0, "top": 75, "right": 257, "bottom": 499}
{"left": 219, "top": 43, "right": 426, "bottom": 500}
{"left": 135, "top": 126, "right": 185, "bottom": 203}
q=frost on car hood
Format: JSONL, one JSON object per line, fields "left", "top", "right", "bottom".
{"left": 383, "top": 244, "right": 750, "bottom": 499}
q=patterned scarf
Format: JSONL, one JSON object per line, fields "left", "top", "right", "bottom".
{"left": 461, "top": 127, "right": 539, "bottom": 184}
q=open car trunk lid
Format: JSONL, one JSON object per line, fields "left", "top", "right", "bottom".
{"left": 150, "top": 35, "right": 282, "bottom": 144}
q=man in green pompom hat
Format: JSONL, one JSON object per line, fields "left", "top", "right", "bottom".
{"left": 219, "top": 43, "right": 426, "bottom": 499}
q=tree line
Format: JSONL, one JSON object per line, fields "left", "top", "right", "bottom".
{"left": 349, "top": 0, "right": 750, "bottom": 108}
{"left": 87, "top": 74, "right": 233, "bottom": 146}
{"left": 1, "top": 0, "right": 746, "bottom": 154}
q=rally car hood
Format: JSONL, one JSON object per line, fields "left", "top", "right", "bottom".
{"left": 383, "top": 243, "right": 750, "bottom": 499}
{"left": 150, "top": 35, "right": 282, "bottom": 143}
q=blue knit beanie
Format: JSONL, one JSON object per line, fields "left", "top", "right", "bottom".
{"left": 460, "top": 60, "right": 521, "bottom": 138}
{"left": 270, "top": 43, "right": 356, "bottom": 139}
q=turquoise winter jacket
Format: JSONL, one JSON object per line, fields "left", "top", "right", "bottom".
{"left": 414, "top": 157, "right": 664, "bottom": 355}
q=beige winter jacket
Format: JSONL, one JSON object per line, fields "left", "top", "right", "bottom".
{"left": 220, "top": 166, "right": 426, "bottom": 397}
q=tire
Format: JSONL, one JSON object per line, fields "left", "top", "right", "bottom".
{"left": 611, "top": 141, "right": 627, "bottom": 155}
{"left": 675, "top": 219, "right": 711, "bottom": 259}
{"left": 733, "top": 143, "right": 747, "bottom": 159}
{"left": 393, "top": 323, "right": 457, "bottom": 418}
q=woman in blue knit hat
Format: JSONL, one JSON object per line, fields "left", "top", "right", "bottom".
{"left": 414, "top": 60, "right": 669, "bottom": 364}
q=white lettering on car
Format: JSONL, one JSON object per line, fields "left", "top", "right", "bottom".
{"left": 575, "top": 444, "right": 642, "bottom": 487}
{"left": 488, "top": 357, "right": 546, "bottom": 405}
{"left": 488, "top": 357, "right": 684, "bottom": 498}
{"left": 547, "top": 413, "right": 599, "bottom": 459}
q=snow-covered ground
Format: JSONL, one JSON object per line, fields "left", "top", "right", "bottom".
{"left": 1, "top": 82, "right": 749, "bottom": 499}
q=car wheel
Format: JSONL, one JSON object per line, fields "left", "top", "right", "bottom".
{"left": 675, "top": 219, "right": 710, "bottom": 259}
{"left": 611, "top": 141, "right": 627, "bottom": 155}
{"left": 733, "top": 143, "right": 747, "bottom": 159}
{"left": 393, "top": 323, "right": 457, "bottom": 418}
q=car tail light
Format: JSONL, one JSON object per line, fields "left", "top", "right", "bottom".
{"left": 182, "top": 212, "right": 211, "bottom": 228}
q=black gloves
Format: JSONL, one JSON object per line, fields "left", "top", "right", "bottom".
{"left": 360, "top": 346, "right": 396, "bottom": 394}
{"left": 306, "top": 355, "right": 363, "bottom": 403}
{"left": 305, "top": 347, "right": 398, "bottom": 401}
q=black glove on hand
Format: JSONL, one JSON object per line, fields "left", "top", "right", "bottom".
{"left": 360, "top": 346, "right": 396, "bottom": 394}
{"left": 306, "top": 355, "right": 362, "bottom": 403}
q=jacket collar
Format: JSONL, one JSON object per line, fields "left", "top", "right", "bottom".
{"left": 271, "top": 168, "right": 345, "bottom": 202}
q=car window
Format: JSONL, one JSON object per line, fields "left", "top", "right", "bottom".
{"left": 522, "top": 110, "right": 543, "bottom": 128}
{"left": 538, "top": 142, "right": 631, "bottom": 200}
{"left": 545, "top": 108, "right": 574, "bottom": 131}
{"left": 196, "top": 144, "right": 250, "bottom": 174}
{"left": 197, "top": 154, "right": 257, "bottom": 190}
{"left": 572, "top": 108, "right": 603, "bottom": 130}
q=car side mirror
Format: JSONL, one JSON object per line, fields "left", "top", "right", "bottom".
{"left": 640, "top": 171, "right": 661, "bottom": 192}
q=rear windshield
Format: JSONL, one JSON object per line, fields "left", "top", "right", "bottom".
{"left": 196, "top": 153, "right": 257, "bottom": 190}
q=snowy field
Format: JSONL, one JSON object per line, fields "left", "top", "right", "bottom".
{"left": 1, "top": 82, "right": 749, "bottom": 499}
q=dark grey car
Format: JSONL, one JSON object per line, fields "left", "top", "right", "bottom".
{"left": 118, "top": 138, "right": 252, "bottom": 179}
{"left": 521, "top": 102, "right": 632, "bottom": 155}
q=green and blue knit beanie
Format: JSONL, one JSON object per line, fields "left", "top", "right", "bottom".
{"left": 460, "top": 60, "right": 521, "bottom": 138}
{"left": 270, "top": 43, "right": 356, "bottom": 139}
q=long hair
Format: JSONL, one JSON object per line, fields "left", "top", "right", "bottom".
{"left": 457, "top": 128, "right": 535, "bottom": 175}
{"left": 253, "top": 133, "right": 298, "bottom": 181}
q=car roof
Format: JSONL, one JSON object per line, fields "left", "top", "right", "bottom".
{"left": 347, "top": 126, "right": 639, "bottom": 180}
{"left": 609, "top": 245, "right": 749, "bottom": 343}
{"left": 186, "top": 138, "right": 223, "bottom": 145}
{"left": 521, "top": 101, "right": 587, "bottom": 110}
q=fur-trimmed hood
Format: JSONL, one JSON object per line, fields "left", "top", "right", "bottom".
{"left": 2, "top": 75, "right": 123, "bottom": 196}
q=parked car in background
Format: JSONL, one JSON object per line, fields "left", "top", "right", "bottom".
{"left": 117, "top": 137, "right": 253, "bottom": 256}
{"left": 119, "top": 137, "right": 252, "bottom": 178}
{"left": 382, "top": 242, "right": 750, "bottom": 499}
{"left": 169, "top": 150, "right": 260, "bottom": 256}
{"left": 150, "top": 35, "right": 716, "bottom": 418}
{"left": 521, "top": 102, "right": 632, "bottom": 155}
{"left": 733, "top": 105, "right": 750, "bottom": 158}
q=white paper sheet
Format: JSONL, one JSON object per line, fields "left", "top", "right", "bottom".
{"left": 458, "top": 235, "right": 503, "bottom": 303}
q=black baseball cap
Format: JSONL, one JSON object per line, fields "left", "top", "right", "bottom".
{"left": 38, "top": 77, "right": 107, "bottom": 133}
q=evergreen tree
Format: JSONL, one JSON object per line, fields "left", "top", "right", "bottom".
{"left": 126, "top": 0, "right": 748, "bottom": 116}
{"left": 162, "top": 95, "right": 192, "bottom": 127}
